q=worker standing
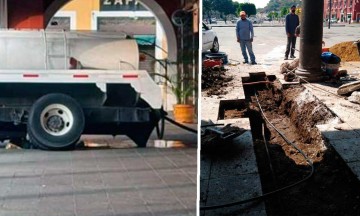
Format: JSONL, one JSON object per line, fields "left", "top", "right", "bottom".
{"left": 236, "top": 11, "right": 257, "bottom": 65}
{"left": 284, "top": 5, "right": 299, "bottom": 60}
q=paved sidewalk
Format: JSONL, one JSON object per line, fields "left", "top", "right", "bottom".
{"left": 0, "top": 114, "right": 197, "bottom": 216}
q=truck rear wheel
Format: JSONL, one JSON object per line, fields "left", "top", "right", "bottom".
{"left": 27, "top": 94, "right": 84, "bottom": 150}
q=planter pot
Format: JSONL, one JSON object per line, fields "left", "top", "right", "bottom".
{"left": 173, "top": 104, "right": 195, "bottom": 123}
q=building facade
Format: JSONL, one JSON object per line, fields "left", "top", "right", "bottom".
{"left": 324, "top": 0, "right": 360, "bottom": 22}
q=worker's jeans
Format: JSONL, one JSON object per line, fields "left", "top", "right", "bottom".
{"left": 240, "top": 40, "right": 256, "bottom": 63}
{"left": 285, "top": 35, "right": 297, "bottom": 57}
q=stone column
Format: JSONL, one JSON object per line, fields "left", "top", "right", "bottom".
{"left": 295, "top": 0, "right": 326, "bottom": 82}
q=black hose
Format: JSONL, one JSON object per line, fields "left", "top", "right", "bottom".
{"left": 200, "top": 91, "right": 314, "bottom": 211}
{"left": 164, "top": 116, "right": 197, "bottom": 134}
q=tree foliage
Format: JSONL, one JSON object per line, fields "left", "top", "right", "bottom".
{"left": 203, "top": 0, "right": 236, "bottom": 17}
{"left": 280, "top": 7, "right": 288, "bottom": 17}
{"left": 267, "top": 11, "right": 279, "bottom": 19}
{"left": 265, "top": 0, "right": 302, "bottom": 13}
{"left": 237, "top": 3, "right": 256, "bottom": 16}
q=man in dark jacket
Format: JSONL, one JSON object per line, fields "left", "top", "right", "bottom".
{"left": 284, "top": 5, "right": 299, "bottom": 60}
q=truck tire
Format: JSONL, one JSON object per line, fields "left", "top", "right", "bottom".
{"left": 27, "top": 93, "right": 84, "bottom": 150}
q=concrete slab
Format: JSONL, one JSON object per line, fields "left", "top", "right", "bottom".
{"left": 329, "top": 138, "right": 360, "bottom": 163}
{"left": 210, "top": 131, "right": 259, "bottom": 178}
{"left": 347, "top": 161, "right": 360, "bottom": 181}
{"left": 317, "top": 124, "right": 360, "bottom": 140}
{"left": 201, "top": 128, "right": 266, "bottom": 215}
{"left": 202, "top": 174, "right": 266, "bottom": 216}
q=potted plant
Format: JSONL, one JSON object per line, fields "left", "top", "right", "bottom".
{"left": 171, "top": 79, "right": 195, "bottom": 123}
{"left": 157, "top": 73, "right": 196, "bottom": 123}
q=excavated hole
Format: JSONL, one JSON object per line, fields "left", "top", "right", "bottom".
{"left": 243, "top": 76, "right": 360, "bottom": 215}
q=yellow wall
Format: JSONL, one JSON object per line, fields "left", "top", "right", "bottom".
{"left": 61, "top": 0, "right": 99, "bottom": 30}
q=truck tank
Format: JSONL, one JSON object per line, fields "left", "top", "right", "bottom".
{"left": 0, "top": 30, "right": 139, "bottom": 70}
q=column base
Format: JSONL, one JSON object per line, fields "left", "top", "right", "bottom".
{"left": 295, "top": 68, "right": 328, "bottom": 83}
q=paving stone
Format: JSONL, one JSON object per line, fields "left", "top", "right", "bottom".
{"left": 0, "top": 145, "right": 196, "bottom": 216}
{"left": 101, "top": 172, "right": 133, "bottom": 187}
{"left": 112, "top": 204, "right": 151, "bottom": 216}
{"left": 157, "top": 170, "right": 194, "bottom": 185}
{"left": 148, "top": 203, "right": 192, "bottom": 216}
{"left": 143, "top": 156, "right": 177, "bottom": 170}
{"left": 330, "top": 138, "right": 360, "bottom": 163}
{"left": 201, "top": 174, "right": 265, "bottom": 216}
{"left": 171, "top": 186, "right": 197, "bottom": 209}
{"left": 73, "top": 173, "right": 103, "bottom": 187}
{"left": 74, "top": 191, "right": 110, "bottom": 210}
{"left": 200, "top": 180, "right": 209, "bottom": 206}
{"left": 38, "top": 196, "right": 75, "bottom": 212}
{"left": 210, "top": 132, "right": 258, "bottom": 178}
{"left": 0, "top": 210, "right": 37, "bottom": 216}
{"left": 204, "top": 174, "right": 263, "bottom": 209}
{"left": 347, "top": 161, "right": 360, "bottom": 181}
{"left": 42, "top": 173, "right": 73, "bottom": 186}
{"left": 76, "top": 209, "right": 114, "bottom": 216}
{"left": 317, "top": 124, "right": 360, "bottom": 140}
{"left": 127, "top": 170, "right": 163, "bottom": 187}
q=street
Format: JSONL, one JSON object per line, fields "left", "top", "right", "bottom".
{"left": 211, "top": 25, "right": 359, "bottom": 66}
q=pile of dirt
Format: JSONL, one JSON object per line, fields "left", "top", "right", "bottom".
{"left": 248, "top": 83, "right": 360, "bottom": 215}
{"left": 329, "top": 41, "right": 360, "bottom": 62}
{"left": 201, "top": 67, "right": 233, "bottom": 96}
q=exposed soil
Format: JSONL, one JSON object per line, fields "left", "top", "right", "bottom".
{"left": 201, "top": 67, "right": 233, "bottom": 96}
{"left": 248, "top": 82, "right": 360, "bottom": 215}
{"left": 330, "top": 41, "right": 360, "bottom": 62}
{"left": 224, "top": 109, "right": 247, "bottom": 119}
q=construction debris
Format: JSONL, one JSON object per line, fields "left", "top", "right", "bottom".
{"left": 5, "top": 143, "right": 21, "bottom": 150}
{"left": 337, "top": 80, "right": 360, "bottom": 95}
{"left": 348, "top": 91, "right": 360, "bottom": 104}
{"left": 329, "top": 41, "right": 360, "bottom": 62}
{"left": 201, "top": 124, "right": 246, "bottom": 150}
{"left": 280, "top": 59, "right": 299, "bottom": 74}
{"left": 280, "top": 59, "right": 299, "bottom": 81}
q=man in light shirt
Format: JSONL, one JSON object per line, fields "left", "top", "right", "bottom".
{"left": 236, "top": 11, "right": 257, "bottom": 65}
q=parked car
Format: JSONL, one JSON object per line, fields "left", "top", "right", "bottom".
{"left": 249, "top": 15, "right": 260, "bottom": 24}
{"left": 330, "top": 18, "right": 338, "bottom": 23}
{"left": 210, "top": 18, "right": 217, "bottom": 24}
{"left": 202, "top": 22, "right": 219, "bottom": 53}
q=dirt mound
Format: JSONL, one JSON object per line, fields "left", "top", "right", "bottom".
{"left": 329, "top": 41, "right": 360, "bottom": 62}
{"left": 201, "top": 67, "right": 233, "bottom": 96}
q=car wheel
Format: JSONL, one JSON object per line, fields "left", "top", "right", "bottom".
{"left": 210, "top": 38, "right": 219, "bottom": 53}
{"left": 27, "top": 93, "right": 84, "bottom": 150}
